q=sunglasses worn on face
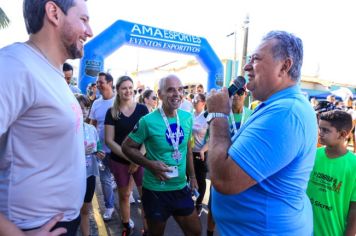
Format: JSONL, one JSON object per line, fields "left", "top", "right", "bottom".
{"left": 236, "top": 88, "right": 246, "bottom": 96}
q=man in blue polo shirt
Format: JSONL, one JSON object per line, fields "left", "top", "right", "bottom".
{"left": 206, "top": 31, "right": 317, "bottom": 235}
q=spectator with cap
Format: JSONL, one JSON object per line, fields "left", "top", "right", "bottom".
{"left": 228, "top": 81, "right": 253, "bottom": 138}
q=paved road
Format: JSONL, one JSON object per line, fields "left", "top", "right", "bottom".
{"left": 89, "top": 178, "right": 219, "bottom": 236}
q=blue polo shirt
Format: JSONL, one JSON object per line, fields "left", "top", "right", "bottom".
{"left": 212, "top": 85, "right": 317, "bottom": 235}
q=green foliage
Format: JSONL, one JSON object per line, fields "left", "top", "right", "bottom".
{"left": 0, "top": 7, "right": 10, "bottom": 29}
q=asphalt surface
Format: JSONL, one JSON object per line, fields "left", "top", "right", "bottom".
{"left": 86, "top": 178, "right": 220, "bottom": 236}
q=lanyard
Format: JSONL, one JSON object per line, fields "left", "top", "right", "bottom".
{"left": 159, "top": 107, "right": 181, "bottom": 153}
{"left": 83, "top": 124, "right": 90, "bottom": 144}
{"left": 230, "top": 107, "right": 246, "bottom": 135}
{"left": 83, "top": 123, "right": 94, "bottom": 155}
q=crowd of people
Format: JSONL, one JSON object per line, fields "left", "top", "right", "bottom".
{"left": 0, "top": 0, "right": 355, "bottom": 236}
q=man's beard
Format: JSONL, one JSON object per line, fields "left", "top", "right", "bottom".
{"left": 67, "top": 43, "right": 82, "bottom": 59}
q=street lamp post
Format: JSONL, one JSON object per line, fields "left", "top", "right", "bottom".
{"left": 233, "top": 29, "right": 237, "bottom": 80}
{"left": 227, "top": 28, "right": 237, "bottom": 82}
{"left": 240, "top": 15, "right": 249, "bottom": 76}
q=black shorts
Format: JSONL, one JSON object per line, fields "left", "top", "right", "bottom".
{"left": 142, "top": 186, "right": 194, "bottom": 222}
{"left": 84, "top": 175, "right": 96, "bottom": 203}
{"left": 23, "top": 215, "right": 80, "bottom": 236}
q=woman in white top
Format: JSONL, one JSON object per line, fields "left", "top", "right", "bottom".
{"left": 191, "top": 93, "right": 209, "bottom": 216}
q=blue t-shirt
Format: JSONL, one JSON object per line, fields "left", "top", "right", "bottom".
{"left": 212, "top": 85, "right": 318, "bottom": 235}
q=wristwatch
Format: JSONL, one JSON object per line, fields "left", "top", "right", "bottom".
{"left": 206, "top": 113, "right": 229, "bottom": 124}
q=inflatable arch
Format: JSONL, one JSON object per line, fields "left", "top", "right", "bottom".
{"left": 79, "top": 20, "right": 224, "bottom": 93}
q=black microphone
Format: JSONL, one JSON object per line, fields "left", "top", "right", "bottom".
{"left": 227, "top": 76, "right": 246, "bottom": 97}
{"left": 204, "top": 76, "right": 246, "bottom": 118}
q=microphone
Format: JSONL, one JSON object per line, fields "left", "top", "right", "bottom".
{"left": 204, "top": 76, "right": 246, "bottom": 118}
{"left": 227, "top": 76, "right": 246, "bottom": 97}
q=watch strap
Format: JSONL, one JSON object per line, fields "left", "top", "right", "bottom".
{"left": 207, "top": 112, "right": 229, "bottom": 124}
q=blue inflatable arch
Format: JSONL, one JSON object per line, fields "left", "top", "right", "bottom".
{"left": 79, "top": 20, "right": 224, "bottom": 92}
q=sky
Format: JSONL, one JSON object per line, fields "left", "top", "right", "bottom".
{"left": 1, "top": 0, "right": 355, "bottom": 87}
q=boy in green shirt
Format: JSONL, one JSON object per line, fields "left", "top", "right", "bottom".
{"left": 307, "top": 110, "right": 356, "bottom": 236}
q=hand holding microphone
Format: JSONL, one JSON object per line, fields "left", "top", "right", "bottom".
{"left": 205, "top": 76, "right": 246, "bottom": 120}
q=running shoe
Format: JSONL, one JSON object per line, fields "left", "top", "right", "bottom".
{"left": 129, "top": 192, "right": 135, "bottom": 204}
{"left": 103, "top": 208, "right": 114, "bottom": 221}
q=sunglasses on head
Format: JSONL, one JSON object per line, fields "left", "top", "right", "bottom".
{"left": 193, "top": 99, "right": 202, "bottom": 103}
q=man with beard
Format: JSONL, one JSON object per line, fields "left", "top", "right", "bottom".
{"left": 0, "top": 0, "right": 93, "bottom": 235}
{"left": 206, "top": 31, "right": 317, "bottom": 235}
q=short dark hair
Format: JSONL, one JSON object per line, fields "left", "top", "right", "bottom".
{"left": 262, "top": 31, "right": 303, "bottom": 82}
{"left": 23, "top": 0, "right": 77, "bottom": 34}
{"left": 98, "top": 72, "right": 113, "bottom": 84}
{"left": 63, "top": 62, "right": 73, "bottom": 72}
{"left": 319, "top": 110, "right": 352, "bottom": 133}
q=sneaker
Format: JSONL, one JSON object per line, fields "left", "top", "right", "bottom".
{"left": 103, "top": 208, "right": 114, "bottom": 221}
{"left": 129, "top": 218, "right": 135, "bottom": 228}
{"left": 121, "top": 227, "right": 133, "bottom": 236}
{"left": 121, "top": 218, "right": 135, "bottom": 229}
{"left": 111, "top": 177, "right": 117, "bottom": 190}
{"left": 129, "top": 192, "right": 135, "bottom": 204}
{"left": 122, "top": 219, "right": 134, "bottom": 236}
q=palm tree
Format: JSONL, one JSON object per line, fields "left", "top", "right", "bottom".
{"left": 0, "top": 7, "right": 10, "bottom": 29}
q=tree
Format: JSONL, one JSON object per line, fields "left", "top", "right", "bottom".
{"left": 0, "top": 7, "right": 10, "bottom": 29}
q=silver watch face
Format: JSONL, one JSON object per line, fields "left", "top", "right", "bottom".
{"left": 207, "top": 113, "right": 214, "bottom": 122}
{"left": 206, "top": 113, "right": 213, "bottom": 122}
